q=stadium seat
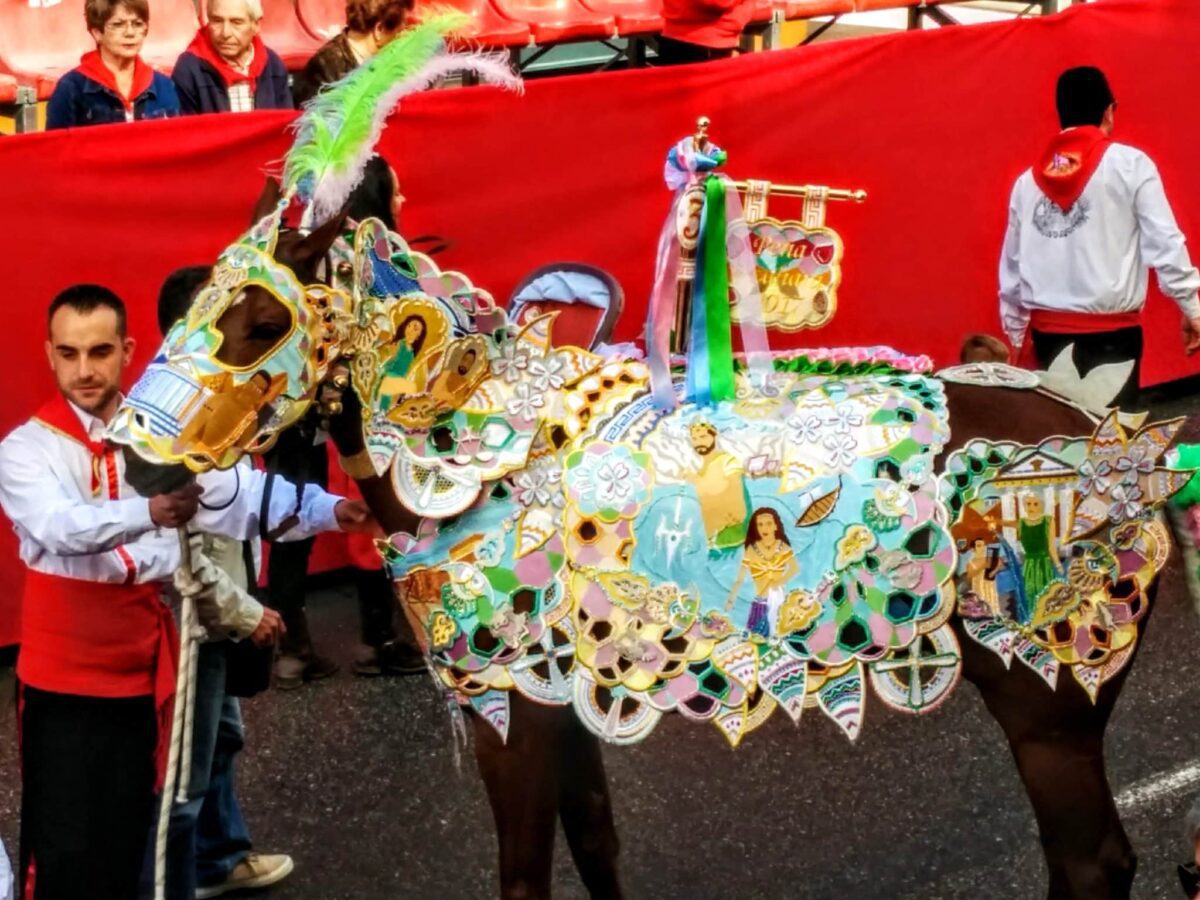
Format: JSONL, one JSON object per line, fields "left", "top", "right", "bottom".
{"left": 414, "top": 0, "right": 532, "bottom": 47}
{"left": 0, "top": 72, "right": 17, "bottom": 104}
{"left": 140, "top": 0, "right": 202, "bottom": 73}
{"left": 202, "top": 0, "right": 323, "bottom": 69}
{"left": 488, "top": 0, "right": 617, "bottom": 44}
{"left": 0, "top": 0, "right": 92, "bottom": 90}
{"left": 575, "top": 0, "right": 662, "bottom": 37}
{"left": 507, "top": 263, "right": 625, "bottom": 351}
{"left": 296, "top": 0, "right": 344, "bottom": 41}
{"left": 745, "top": 0, "right": 776, "bottom": 27}
{"left": 779, "top": 0, "right": 851, "bottom": 18}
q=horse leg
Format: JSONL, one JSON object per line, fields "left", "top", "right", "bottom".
{"left": 556, "top": 712, "right": 623, "bottom": 899}
{"left": 473, "top": 696, "right": 561, "bottom": 900}
{"left": 959, "top": 621, "right": 1138, "bottom": 900}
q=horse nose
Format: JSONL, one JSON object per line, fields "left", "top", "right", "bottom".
{"left": 121, "top": 446, "right": 195, "bottom": 498}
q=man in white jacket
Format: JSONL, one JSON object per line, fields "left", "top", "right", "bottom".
{"left": 998, "top": 65, "right": 1200, "bottom": 408}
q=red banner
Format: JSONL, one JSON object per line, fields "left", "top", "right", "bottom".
{"left": 1, "top": 0, "right": 1198, "bottom": 644}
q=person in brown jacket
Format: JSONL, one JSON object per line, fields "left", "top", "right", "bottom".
{"left": 292, "top": 0, "right": 412, "bottom": 106}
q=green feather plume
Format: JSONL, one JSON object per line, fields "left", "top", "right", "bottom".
{"left": 282, "top": 12, "right": 518, "bottom": 221}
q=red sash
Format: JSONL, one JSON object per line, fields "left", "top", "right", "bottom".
{"left": 1029, "top": 308, "right": 1142, "bottom": 335}
{"left": 20, "top": 394, "right": 178, "bottom": 788}
{"left": 1032, "top": 126, "right": 1111, "bottom": 213}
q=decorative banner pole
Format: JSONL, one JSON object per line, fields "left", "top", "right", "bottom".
{"left": 647, "top": 116, "right": 867, "bottom": 410}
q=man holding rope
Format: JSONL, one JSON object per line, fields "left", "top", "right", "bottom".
{"left": 0, "top": 284, "right": 371, "bottom": 900}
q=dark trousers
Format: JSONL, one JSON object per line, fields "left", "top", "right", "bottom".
{"left": 654, "top": 35, "right": 736, "bottom": 66}
{"left": 264, "top": 435, "right": 396, "bottom": 653}
{"left": 19, "top": 686, "right": 156, "bottom": 900}
{"left": 1031, "top": 326, "right": 1144, "bottom": 410}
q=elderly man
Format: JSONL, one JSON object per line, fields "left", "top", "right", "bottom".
{"left": 173, "top": 0, "right": 292, "bottom": 114}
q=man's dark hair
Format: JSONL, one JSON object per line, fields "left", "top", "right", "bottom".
{"left": 48, "top": 284, "right": 127, "bottom": 336}
{"left": 1056, "top": 66, "right": 1115, "bottom": 129}
{"left": 347, "top": 156, "right": 397, "bottom": 230}
{"left": 157, "top": 265, "right": 213, "bottom": 336}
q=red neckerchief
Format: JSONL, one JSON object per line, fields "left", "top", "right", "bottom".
{"left": 76, "top": 49, "right": 154, "bottom": 110}
{"left": 1032, "top": 126, "right": 1112, "bottom": 212}
{"left": 186, "top": 28, "right": 267, "bottom": 90}
{"left": 30, "top": 392, "right": 115, "bottom": 499}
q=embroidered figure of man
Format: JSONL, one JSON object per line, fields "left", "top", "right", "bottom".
{"left": 687, "top": 420, "right": 748, "bottom": 550}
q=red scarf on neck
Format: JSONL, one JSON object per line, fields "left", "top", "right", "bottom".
{"left": 1032, "top": 126, "right": 1112, "bottom": 213}
{"left": 77, "top": 49, "right": 154, "bottom": 110}
{"left": 186, "top": 27, "right": 267, "bottom": 90}
{"left": 32, "top": 392, "right": 117, "bottom": 498}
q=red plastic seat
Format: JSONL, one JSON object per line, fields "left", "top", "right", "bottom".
{"left": 203, "top": 0, "right": 324, "bottom": 69}
{"left": 745, "top": 0, "right": 775, "bottom": 26}
{"left": 140, "top": 0, "right": 201, "bottom": 73}
{"left": 575, "top": 0, "right": 661, "bottom": 36}
{"left": 488, "top": 0, "right": 616, "bottom": 44}
{"left": 0, "top": 0, "right": 93, "bottom": 88}
{"left": 507, "top": 263, "right": 625, "bottom": 351}
{"left": 0, "top": 71, "right": 17, "bottom": 103}
{"left": 779, "top": 0, "right": 851, "bottom": 18}
{"left": 296, "top": 0, "right": 344, "bottom": 41}
{"left": 413, "top": 0, "right": 532, "bottom": 47}
{"left": 852, "top": 0, "right": 920, "bottom": 8}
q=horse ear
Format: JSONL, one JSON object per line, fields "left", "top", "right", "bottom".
{"left": 250, "top": 177, "right": 283, "bottom": 225}
{"left": 291, "top": 208, "right": 349, "bottom": 268}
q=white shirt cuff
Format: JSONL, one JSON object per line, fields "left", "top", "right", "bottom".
{"left": 119, "top": 498, "right": 157, "bottom": 535}
{"left": 1177, "top": 293, "right": 1200, "bottom": 320}
{"left": 307, "top": 489, "right": 342, "bottom": 533}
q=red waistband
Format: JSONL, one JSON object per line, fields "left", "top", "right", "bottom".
{"left": 19, "top": 569, "right": 178, "bottom": 789}
{"left": 1029, "top": 308, "right": 1142, "bottom": 334}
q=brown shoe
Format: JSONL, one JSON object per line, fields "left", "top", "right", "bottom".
{"left": 195, "top": 853, "right": 294, "bottom": 897}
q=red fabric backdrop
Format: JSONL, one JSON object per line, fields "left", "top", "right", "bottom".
{"left": 2, "top": 0, "right": 1198, "bottom": 644}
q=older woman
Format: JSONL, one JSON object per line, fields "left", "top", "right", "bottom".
{"left": 292, "top": 0, "right": 412, "bottom": 107}
{"left": 46, "top": 0, "right": 180, "bottom": 128}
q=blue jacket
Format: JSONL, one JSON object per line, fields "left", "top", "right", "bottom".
{"left": 46, "top": 68, "right": 180, "bottom": 130}
{"left": 172, "top": 48, "right": 293, "bottom": 114}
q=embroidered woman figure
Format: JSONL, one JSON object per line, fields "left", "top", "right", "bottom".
{"left": 725, "top": 507, "right": 798, "bottom": 638}
{"left": 1014, "top": 493, "right": 1060, "bottom": 605}
{"left": 377, "top": 314, "right": 427, "bottom": 410}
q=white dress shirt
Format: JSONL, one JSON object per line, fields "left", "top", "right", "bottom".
{"left": 998, "top": 140, "right": 1200, "bottom": 348}
{"left": 0, "top": 399, "right": 342, "bottom": 592}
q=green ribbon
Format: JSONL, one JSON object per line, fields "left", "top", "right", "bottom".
{"left": 702, "top": 175, "right": 735, "bottom": 402}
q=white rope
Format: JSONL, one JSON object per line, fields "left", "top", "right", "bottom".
{"left": 154, "top": 527, "right": 200, "bottom": 900}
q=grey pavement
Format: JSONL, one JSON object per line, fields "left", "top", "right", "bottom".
{"left": 1, "top": 390, "right": 1199, "bottom": 899}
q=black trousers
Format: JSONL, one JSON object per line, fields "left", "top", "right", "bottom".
{"left": 19, "top": 686, "right": 156, "bottom": 900}
{"left": 1031, "top": 325, "right": 1144, "bottom": 410}
{"left": 654, "top": 35, "right": 736, "bottom": 66}
{"left": 264, "top": 433, "right": 396, "bottom": 652}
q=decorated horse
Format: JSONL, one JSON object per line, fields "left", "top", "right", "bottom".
{"left": 108, "top": 21, "right": 1197, "bottom": 900}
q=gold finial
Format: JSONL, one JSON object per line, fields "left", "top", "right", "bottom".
{"left": 694, "top": 116, "right": 711, "bottom": 152}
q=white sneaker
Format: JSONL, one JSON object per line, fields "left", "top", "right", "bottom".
{"left": 195, "top": 853, "right": 295, "bottom": 898}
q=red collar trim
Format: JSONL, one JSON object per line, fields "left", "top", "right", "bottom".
{"left": 186, "top": 28, "right": 267, "bottom": 88}
{"left": 76, "top": 50, "right": 154, "bottom": 109}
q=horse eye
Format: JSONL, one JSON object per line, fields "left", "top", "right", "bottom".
{"left": 249, "top": 323, "right": 287, "bottom": 341}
